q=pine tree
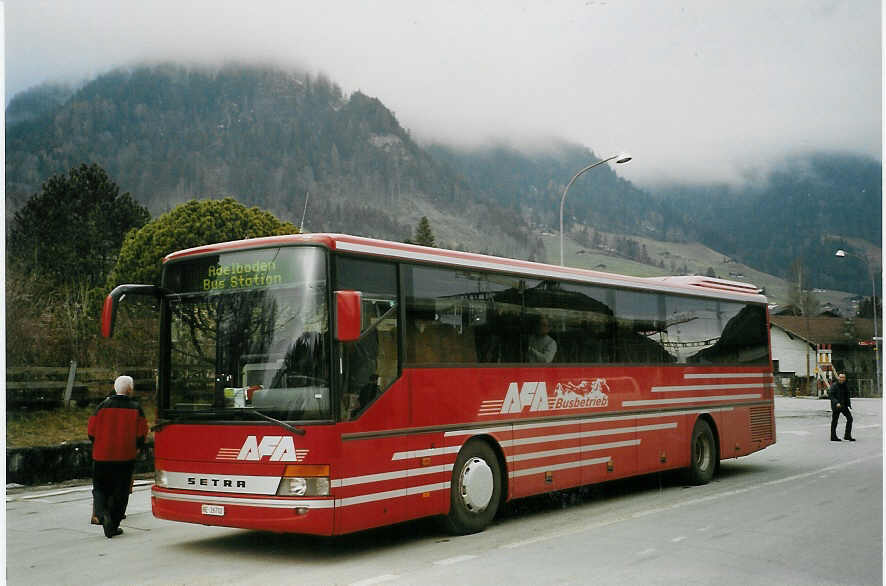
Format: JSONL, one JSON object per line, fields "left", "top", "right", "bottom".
{"left": 9, "top": 163, "right": 150, "bottom": 288}
{"left": 413, "top": 216, "right": 436, "bottom": 247}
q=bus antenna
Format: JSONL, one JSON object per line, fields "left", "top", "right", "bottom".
{"left": 300, "top": 191, "right": 310, "bottom": 232}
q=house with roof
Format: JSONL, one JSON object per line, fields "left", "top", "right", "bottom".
{"left": 769, "top": 316, "right": 879, "bottom": 397}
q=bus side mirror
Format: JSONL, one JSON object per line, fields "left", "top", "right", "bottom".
{"left": 102, "top": 284, "right": 168, "bottom": 338}
{"left": 335, "top": 290, "right": 362, "bottom": 342}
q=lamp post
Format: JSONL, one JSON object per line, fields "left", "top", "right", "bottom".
{"left": 836, "top": 249, "right": 880, "bottom": 394}
{"left": 559, "top": 153, "right": 632, "bottom": 266}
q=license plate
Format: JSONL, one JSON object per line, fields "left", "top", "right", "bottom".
{"left": 201, "top": 504, "right": 225, "bottom": 516}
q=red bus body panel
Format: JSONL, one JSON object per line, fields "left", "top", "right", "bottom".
{"left": 151, "top": 233, "right": 774, "bottom": 535}
{"left": 152, "top": 364, "right": 773, "bottom": 535}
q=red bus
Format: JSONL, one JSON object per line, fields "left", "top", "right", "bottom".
{"left": 102, "top": 233, "right": 775, "bottom": 536}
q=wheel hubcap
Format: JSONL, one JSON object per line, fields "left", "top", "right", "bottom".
{"left": 459, "top": 457, "right": 494, "bottom": 513}
{"left": 695, "top": 436, "right": 711, "bottom": 470}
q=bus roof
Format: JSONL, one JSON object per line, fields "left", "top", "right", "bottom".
{"left": 164, "top": 233, "right": 767, "bottom": 303}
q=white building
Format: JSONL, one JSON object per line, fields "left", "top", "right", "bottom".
{"left": 770, "top": 316, "right": 879, "bottom": 396}
{"left": 770, "top": 324, "right": 815, "bottom": 378}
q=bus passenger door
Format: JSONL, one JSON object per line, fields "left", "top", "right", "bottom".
{"left": 334, "top": 255, "right": 412, "bottom": 533}
{"left": 406, "top": 368, "right": 448, "bottom": 519}
{"left": 335, "top": 380, "right": 412, "bottom": 534}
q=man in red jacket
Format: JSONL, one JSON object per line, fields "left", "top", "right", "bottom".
{"left": 88, "top": 375, "right": 148, "bottom": 538}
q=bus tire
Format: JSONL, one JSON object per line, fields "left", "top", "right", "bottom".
{"left": 685, "top": 419, "right": 716, "bottom": 485}
{"left": 444, "top": 440, "right": 502, "bottom": 535}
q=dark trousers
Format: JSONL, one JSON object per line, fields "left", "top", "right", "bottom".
{"left": 92, "top": 460, "right": 135, "bottom": 529}
{"left": 831, "top": 405, "right": 854, "bottom": 439}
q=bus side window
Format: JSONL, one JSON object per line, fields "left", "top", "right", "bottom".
{"left": 405, "top": 265, "right": 522, "bottom": 366}
{"left": 334, "top": 256, "right": 399, "bottom": 421}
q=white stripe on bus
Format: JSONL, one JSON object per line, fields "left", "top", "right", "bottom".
{"left": 391, "top": 445, "right": 462, "bottom": 461}
{"left": 509, "top": 456, "right": 611, "bottom": 478}
{"left": 333, "top": 464, "right": 454, "bottom": 488}
{"left": 335, "top": 482, "right": 451, "bottom": 507}
{"left": 499, "top": 423, "right": 678, "bottom": 448}
{"left": 449, "top": 406, "right": 734, "bottom": 438}
{"left": 683, "top": 372, "right": 770, "bottom": 379}
{"left": 507, "top": 440, "right": 640, "bottom": 463}
{"left": 623, "top": 394, "right": 761, "bottom": 407}
{"left": 651, "top": 383, "right": 767, "bottom": 392}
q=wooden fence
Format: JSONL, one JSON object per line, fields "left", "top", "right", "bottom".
{"left": 6, "top": 364, "right": 156, "bottom": 409}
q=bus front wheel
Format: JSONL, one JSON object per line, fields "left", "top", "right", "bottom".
{"left": 444, "top": 440, "right": 502, "bottom": 535}
{"left": 685, "top": 419, "right": 716, "bottom": 485}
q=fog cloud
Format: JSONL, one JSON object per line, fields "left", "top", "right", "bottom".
{"left": 5, "top": 0, "right": 881, "bottom": 186}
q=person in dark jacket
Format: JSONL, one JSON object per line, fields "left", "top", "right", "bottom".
{"left": 827, "top": 373, "right": 855, "bottom": 442}
{"left": 88, "top": 375, "right": 148, "bottom": 537}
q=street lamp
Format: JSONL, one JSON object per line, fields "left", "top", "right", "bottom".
{"left": 836, "top": 249, "right": 881, "bottom": 395}
{"left": 559, "top": 153, "right": 632, "bottom": 266}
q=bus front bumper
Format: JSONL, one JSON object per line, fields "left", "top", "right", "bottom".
{"left": 151, "top": 486, "right": 335, "bottom": 535}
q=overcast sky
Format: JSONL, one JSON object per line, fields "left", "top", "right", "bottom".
{"left": 4, "top": 0, "right": 882, "bottom": 186}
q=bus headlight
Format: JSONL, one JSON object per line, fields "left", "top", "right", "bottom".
{"left": 155, "top": 469, "right": 169, "bottom": 488}
{"left": 285, "top": 477, "right": 308, "bottom": 496}
{"left": 277, "top": 465, "right": 330, "bottom": 497}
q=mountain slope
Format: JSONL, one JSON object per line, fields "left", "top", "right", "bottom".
{"left": 5, "top": 63, "right": 540, "bottom": 259}
{"left": 5, "top": 62, "right": 881, "bottom": 295}
{"left": 428, "top": 142, "right": 691, "bottom": 241}
{"left": 653, "top": 152, "right": 881, "bottom": 293}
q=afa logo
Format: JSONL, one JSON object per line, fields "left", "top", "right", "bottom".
{"left": 216, "top": 436, "right": 308, "bottom": 462}
{"left": 500, "top": 381, "right": 550, "bottom": 413}
{"left": 498, "top": 379, "right": 609, "bottom": 414}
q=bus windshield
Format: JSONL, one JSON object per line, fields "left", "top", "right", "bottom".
{"left": 162, "top": 247, "right": 330, "bottom": 422}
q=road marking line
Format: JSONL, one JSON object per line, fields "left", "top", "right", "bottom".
{"left": 671, "top": 536, "right": 687, "bottom": 543}
{"left": 501, "top": 517, "right": 622, "bottom": 549}
{"left": 433, "top": 555, "right": 478, "bottom": 566}
{"left": 638, "top": 548, "right": 657, "bottom": 556}
{"left": 350, "top": 574, "right": 399, "bottom": 586}
{"left": 500, "top": 454, "right": 879, "bottom": 551}
{"left": 630, "top": 455, "right": 878, "bottom": 519}
{"left": 778, "top": 430, "right": 811, "bottom": 436}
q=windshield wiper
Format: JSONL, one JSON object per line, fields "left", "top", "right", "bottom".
{"left": 246, "top": 408, "right": 306, "bottom": 435}
{"left": 152, "top": 409, "right": 306, "bottom": 435}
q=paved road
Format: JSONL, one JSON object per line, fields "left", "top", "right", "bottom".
{"left": 6, "top": 397, "right": 883, "bottom": 585}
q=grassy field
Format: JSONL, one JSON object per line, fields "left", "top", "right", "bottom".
{"left": 7, "top": 403, "right": 157, "bottom": 448}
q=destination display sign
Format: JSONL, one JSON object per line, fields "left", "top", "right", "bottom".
{"left": 164, "top": 247, "right": 324, "bottom": 293}
{"left": 202, "top": 260, "right": 284, "bottom": 291}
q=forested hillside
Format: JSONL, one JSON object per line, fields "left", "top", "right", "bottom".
{"left": 428, "top": 142, "right": 690, "bottom": 241}
{"left": 5, "top": 64, "right": 539, "bottom": 259}
{"left": 5, "top": 62, "right": 881, "bottom": 294}
{"left": 655, "top": 152, "right": 881, "bottom": 293}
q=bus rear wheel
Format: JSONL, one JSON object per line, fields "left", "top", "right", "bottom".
{"left": 685, "top": 419, "right": 716, "bottom": 485}
{"left": 444, "top": 440, "right": 502, "bottom": 535}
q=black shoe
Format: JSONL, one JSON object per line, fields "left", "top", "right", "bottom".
{"left": 103, "top": 518, "right": 121, "bottom": 538}
{"left": 831, "top": 437, "right": 841, "bottom": 441}
{"left": 844, "top": 437, "right": 856, "bottom": 441}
